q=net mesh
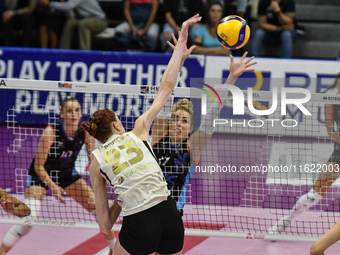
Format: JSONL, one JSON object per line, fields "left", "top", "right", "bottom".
{"left": 1, "top": 78, "right": 340, "bottom": 241}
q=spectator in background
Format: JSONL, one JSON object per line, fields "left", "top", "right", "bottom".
{"left": 0, "top": 0, "right": 11, "bottom": 45}
{"left": 113, "top": 0, "right": 159, "bottom": 52}
{"left": 213, "top": 0, "right": 248, "bottom": 17}
{"left": 192, "top": 1, "right": 230, "bottom": 55}
{"left": 233, "top": 0, "right": 248, "bottom": 17}
{"left": 159, "top": 0, "right": 204, "bottom": 53}
{"left": 37, "top": 0, "right": 66, "bottom": 48}
{"left": 250, "top": 0, "right": 297, "bottom": 58}
{"left": 2, "top": 0, "right": 39, "bottom": 47}
{"left": 39, "top": 0, "right": 107, "bottom": 50}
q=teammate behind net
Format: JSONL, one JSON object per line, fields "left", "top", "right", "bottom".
{"left": 81, "top": 14, "right": 202, "bottom": 255}
{"left": 269, "top": 73, "right": 340, "bottom": 235}
{"left": 0, "top": 96, "right": 116, "bottom": 254}
{"left": 151, "top": 50, "right": 256, "bottom": 214}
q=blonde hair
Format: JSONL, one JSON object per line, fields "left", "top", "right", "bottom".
{"left": 172, "top": 99, "right": 194, "bottom": 125}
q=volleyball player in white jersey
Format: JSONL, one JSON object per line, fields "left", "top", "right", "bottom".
{"left": 81, "top": 14, "right": 202, "bottom": 255}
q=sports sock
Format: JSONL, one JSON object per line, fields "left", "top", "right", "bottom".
{"left": 288, "top": 188, "right": 322, "bottom": 220}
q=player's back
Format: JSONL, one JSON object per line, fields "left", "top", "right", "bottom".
{"left": 92, "top": 131, "right": 170, "bottom": 216}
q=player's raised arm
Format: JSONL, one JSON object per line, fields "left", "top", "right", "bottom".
{"left": 190, "top": 52, "right": 257, "bottom": 164}
{"left": 225, "top": 52, "right": 256, "bottom": 85}
{"left": 132, "top": 14, "right": 202, "bottom": 140}
{"left": 151, "top": 31, "right": 195, "bottom": 145}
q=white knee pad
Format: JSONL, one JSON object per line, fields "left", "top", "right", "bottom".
{"left": 2, "top": 225, "right": 33, "bottom": 248}
{"left": 2, "top": 198, "right": 41, "bottom": 248}
{"left": 289, "top": 188, "right": 322, "bottom": 219}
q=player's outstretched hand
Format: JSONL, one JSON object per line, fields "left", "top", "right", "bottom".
{"left": 229, "top": 51, "right": 256, "bottom": 79}
{"left": 0, "top": 189, "right": 31, "bottom": 217}
{"left": 0, "top": 196, "right": 16, "bottom": 215}
{"left": 52, "top": 186, "right": 66, "bottom": 204}
{"left": 178, "top": 14, "right": 202, "bottom": 43}
{"left": 167, "top": 32, "right": 195, "bottom": 68}
{"left": 167, "top": 14, "right": 201, "bottom": 70}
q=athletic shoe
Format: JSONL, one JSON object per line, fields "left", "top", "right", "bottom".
{"left": 268, "top": 215, "right": 291, "bottom": 234}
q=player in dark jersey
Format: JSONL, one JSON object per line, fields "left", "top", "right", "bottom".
{"left": 151, "top": 50, "right": 256, "bottom": 214}
{"left": 269, "top": 73, "right": 340, "bottom": 236}
{"left": 152, "top": 99, "right": 192, "bottom": 214}
{"left": 26, "top": 119, "right": 87, "bottom": 191}
{"left": 153, "top": 100, "right": 191, "bottom": 190}
{"left": 0, "top": 96, "right": 116, "bottom": 255}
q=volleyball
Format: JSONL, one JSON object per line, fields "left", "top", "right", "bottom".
{"left": 216, "top": 15, "right": 250, "bottom": 50}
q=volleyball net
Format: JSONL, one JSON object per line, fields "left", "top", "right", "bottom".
{"left": 1, "top": 78, "right": 340, "bottom": 242}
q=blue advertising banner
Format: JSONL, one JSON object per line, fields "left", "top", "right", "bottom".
{"left": 0, "top": 47, "right": 205, "bottom": 126}
{"left": 1, "top": 88, "right": 155, "bottom": 127}
{"left": 0, "top": 47, "right": 204, "bottom": 86}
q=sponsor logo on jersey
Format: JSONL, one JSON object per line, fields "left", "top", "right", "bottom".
{"left": 118, "top": 177, "right": 124, "bottom": 184}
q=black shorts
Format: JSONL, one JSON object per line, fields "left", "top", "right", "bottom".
{"left": 328, "top": 149, "right": 340, "bottom": 165}
{"left": 26, "top": 167, "right": 82, "bottom": 190}
{"left": 119, "top": 196, "right": 184, "bottom": 255}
